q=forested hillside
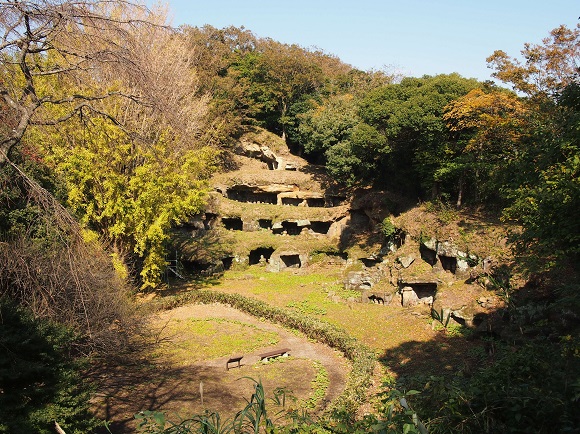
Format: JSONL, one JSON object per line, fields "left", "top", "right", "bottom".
{"left": 1, "top": 1, "right": 578, "bottom": 433}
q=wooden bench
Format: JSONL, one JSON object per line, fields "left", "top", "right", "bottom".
{"left": 258, "top": 348, "right": 290, "bottom": 362}
{"left": 226, "top": 355, "right": 243, "bottom": 370}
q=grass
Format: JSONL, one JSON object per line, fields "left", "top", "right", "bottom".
{"left": 153, "top": 317, "right": 280, "bottom": 364}
{"left": 302, "top": 361, "right": 330, "bottom": 410}
{"left": 210, "top": 266, "right": 437, "bottom": 352}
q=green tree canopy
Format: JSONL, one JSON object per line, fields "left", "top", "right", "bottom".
{"left": 358, "top": 73, "right": 481, "bottom": 196}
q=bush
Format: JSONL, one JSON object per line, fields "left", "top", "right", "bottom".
{"left": 0, "top": 298, "right": 99, "bottom": 434}
{"left": 380, "top": 218, "right": 396, "bottom": 239}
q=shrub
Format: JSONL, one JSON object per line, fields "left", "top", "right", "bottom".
{"left": 380, "top": 218, "right": 396, "bottom": 239}
{"left": 0, "top": 298, "right": 99, "bottom": 434}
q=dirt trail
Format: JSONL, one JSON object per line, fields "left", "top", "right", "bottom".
{"left": 94, "top": 303, "right": 351, "bottom": 433}
{"left": 153, "top": 303, "right": 350, "bottom": 403}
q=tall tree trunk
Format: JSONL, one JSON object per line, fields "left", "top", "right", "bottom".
{"left": 456, "top": 172, "right": 465, "bottom": 208}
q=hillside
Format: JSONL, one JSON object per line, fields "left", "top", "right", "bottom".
{"left": 175, "top": 126, "right": 513, "bottom": 330}
{"left": 1, "top": 6, "right": 578, "bottom": 431}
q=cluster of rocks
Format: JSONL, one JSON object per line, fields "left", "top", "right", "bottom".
{"left": 339, "top": 231, "right": 500, "bottom": 329}
{"left": 236, "top": 140, "right": 299, "bottom": 171}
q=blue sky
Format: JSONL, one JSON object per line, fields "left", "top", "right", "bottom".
{"left": 152, "top": 0, "right": 578, "bottom": 82}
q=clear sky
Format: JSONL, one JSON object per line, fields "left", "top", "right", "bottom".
{"left": 153, "top": 0, "right": 578, "bottom": 82}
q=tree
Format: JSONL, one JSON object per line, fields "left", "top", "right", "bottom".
{"left": 28, "top": 13, "right": 216, "bottom": 289}
{"left": 502, "top": 80, "right": 580, "bottom": 266}
{"left": 1, "top": 1, "right": 217, "bottom": 289}
{"left": 228, "top": 39, "right": 339, "bottom": 138}
{"left": 487, "top": 24, "right": 580, "bottom": 267}
{"left": 37, "top": 113, "right": 216, "bottom": 289}
{"left": 358, "top": 74, "right": 481, "bottom": 196}
{"left": 180, "top": 25, "right": 259, "bottom": 145}
{"left": 0, "top": 145, "right": 138, "bottom": 352}
{"left": 0, "top": 0, "right": 155, "bottom": 166}
{"left": 297, "top": 94, "right": 360, "bottom": 159}
{"left": 487, "top": 24, "right": 580, "bottom": 98}
{"left": 295, "top": 93, "right": 387, "bottom": 185}
{"left": 0, "top": 298, "right": 99, "bottom": 434}
{"left": 442, "top": 88, "right": 529, "bottom": 205}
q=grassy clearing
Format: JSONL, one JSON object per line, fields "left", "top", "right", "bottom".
{"left": 153, "top": 317, "right": 280, "bottom": 364}
{"left": 209, "top": 266, "right": 437, "bottom": 352}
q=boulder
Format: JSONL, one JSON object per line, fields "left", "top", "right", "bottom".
{"left": 401, "top": 286, "right": 419, "bottom": 307}
{"left": 398, "top": 255, "right": 415, "bottom": 269}
{"left": 267, "top": 251, "right": 308, "bottom": 272}
{"left": 327, "top": 217, "right": 349, "bottom": 239}
{"left": 436, "top": 241, "right": 458, "bottom": 257}
{"left": 421, "top": 237, "right": 438, "bottom": 252}
{"left": 345, "top": 271, "right": 373, "bottom": 290}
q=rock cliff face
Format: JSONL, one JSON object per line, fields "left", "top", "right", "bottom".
{"left": 176, "top": 127, "right": 507, "bottom": 327}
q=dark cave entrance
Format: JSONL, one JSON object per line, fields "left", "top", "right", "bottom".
{"left": 439, "top": 255, "right": 458, "bottom": 273}
{"left": 258, "top": 219, "right": 272, "bottom": 229}
{"left": 310, "top": 221, "right": 332, "bottom": 234}
{"left": 281, "top": 254, "right": 301, "bottom": 268}
{"left": 282, "top": 221, "right": 301, "bottom": 235}
{"left": 281, "top": 197, "right": 303, "bottom": 206}
{"left": 306, "top": 197, "right": 325, "bottom": 207}
{"left": 249, "top": 247, "right": 275, "bottom": 265}
{"left": 222, "top": 217, "right": 243, "bottom": 231}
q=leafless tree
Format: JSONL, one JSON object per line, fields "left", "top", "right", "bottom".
{"left": 0, "top": 0, "right": 158, "bottom": 166}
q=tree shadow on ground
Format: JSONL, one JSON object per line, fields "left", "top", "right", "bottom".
{"left": 91, "top": 361, "right": 292, "bottom": 434}
{"left": 295, "top": 163, "right": 343, "bottom": 194}
{"left": 379, "top": 332, "right": 484, "bottom": 383}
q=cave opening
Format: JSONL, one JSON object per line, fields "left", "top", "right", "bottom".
{"left": 328, "top": 195, "right": 347, "bottom": 207}
{"left": 361, "top": 257, "right": 381, "bottom": 268}
{"left": 350, "top": 210, "right": 370, "bottom": 231}
{"left": 281, "top": 254, "right": 301, "bottom": 268}
{"left": 281, "top": 197, "right": 303, "bottom": 206}
{"left": 222, "top": 256, "right": 234, "bottom": 270}
{"left": 439, "top": 255, "right": 458, "bottom": 273}
{"left": 222, "top": 217, "right": 243, "bottom": 231}
{"left": 204, "top": 213, "right": 219, "bottom": 229}
{"left": 249, "top": 247, "right": 275, "bottom": 265}
{"left": 227, "top": 189, "right": 277, "bottom": 204}
{"left": 181, "top": 260, "right": 212, "bottom": 276}
{"left": 282, "top": 221, "right": 301, "bottom": 235}
{"left": 419, "top": 244, "right": 438, "bottom": 266}
{"left": 310, "top": 221, "right": 331, "bottom": 234}
{"left": 409, "top": 282, "right": 438, "bottom": 299}
{"left": 306, "top": 197, "right": 325, "bottom": 207}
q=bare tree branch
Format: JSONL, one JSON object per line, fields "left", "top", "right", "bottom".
{"left": 0, "top": 0, "right": 159, "bottom": 165}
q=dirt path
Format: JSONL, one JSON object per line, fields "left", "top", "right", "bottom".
{"left": 153, "top": 303, "right": 350, "bottom": 404}
{"left": 94, "top": 303, "right": 351, "bottom": 433}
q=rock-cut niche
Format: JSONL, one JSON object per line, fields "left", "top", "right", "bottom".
{"left": 258, "top": 219, "right": 272, "bottom": 229}
{"left": 221, "top": 256, "right": 234, "bottom": 270}
{"left": 310, "top": 221, "right": 331, "bottom": 235}
{"left": 439, "top": 255, "right": 457, "bottom": 273}
{"left": 222, "top": 217, "right": 243, "bottom": 231}
{"left": 227, "top": 187, "right": 277, "bottom": 204}
{"left": 249, "top": 247, "right": 275, "bottom": 265}
{"left": 280, "top": 254, "right": 301, "bottom": 268}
